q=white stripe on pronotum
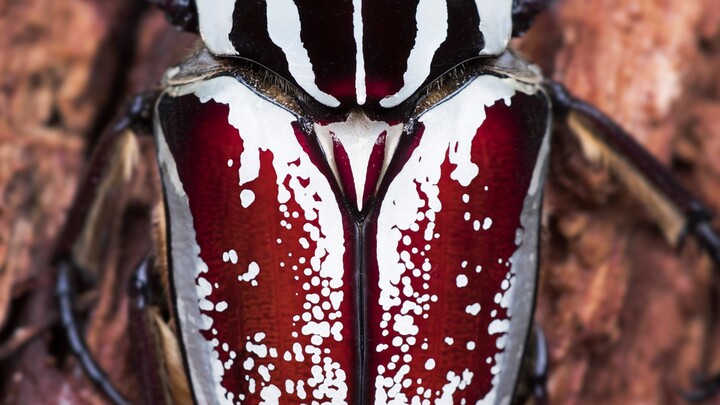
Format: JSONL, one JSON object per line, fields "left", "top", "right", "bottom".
{"left": 195, "top": 0, "right": 239, "bottom": 56}
{"left": 266, "top": 0, "right": 342, "bottom": 107}
{"left": 352, "top": 0, "right": 367, "bottom": 105}
{"left": 475, "top": 0, "right": 513, "bottom": 56}
{"left": 380, "top": 0, "right": 449, "bottom": 108}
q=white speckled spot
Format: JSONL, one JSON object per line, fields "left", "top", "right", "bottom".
{"left": 465, "top": 303, "right": 481, "bottom": 316}
{"left": 240, "top": 189, "right": 256, "bottom": 208}
{"left": 238, "top": 261, "right": 260, "bottom": 284}
{"left": 215, "top": 301, "right": 228, "bottom": 312}
{"left": 259, "top": 384, "right": 281, "bottom": 404}
{"left": 482, "top": 217, "right": 493, "bottom": 230}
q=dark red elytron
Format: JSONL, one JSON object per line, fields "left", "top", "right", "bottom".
{"left": 157, "top": 71, "right": 549, "bottom": 403}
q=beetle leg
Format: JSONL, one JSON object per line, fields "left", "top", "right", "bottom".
{"left": 52, "top": 90, "right": 158, "bottom": 270}
{"left": 128, "top": 257, "right": 174, "bottom": 405}
{"left": 544, "top": 81, "right": 720, "bottom": 265}
{"left": 57, "top": 260, "right": 133, "bottom": 405}
{"left": 59, "top": 255, "right": 177, "bottom": 405}
{"left": 53, "top": 90, "right": 160, "bottom": 405}
{"left": 126, "top": 253, "right": 193, "bottom": 405}
{"left": 681, "top": 274, "right": 720, "bottom": 402}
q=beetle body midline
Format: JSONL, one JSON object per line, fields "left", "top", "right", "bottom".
{"left": 155, "top": 54, "right": 550, "bottom": 403}
{"left": 313, "top": 111, "right": 404, "bottom": 212}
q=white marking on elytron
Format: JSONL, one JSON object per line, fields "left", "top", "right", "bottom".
{"left": 445, "top": 337, "right": 454, "bottom": 345}
{"left": 266, "top": 0, "right": 341, "bottom": 107}
{"left": 240, "top": 189, "right": 255, "bottom": 208}
{"left": 314, "top": 111, "right": 403, "bottom": 210}
{"left": 160, "top": 76, "right": 349, "bottom": 404}
{"left": 237, "top": 262, "right": 260, "bottom": 285}
{"left": 221, "top": 250, "right": 238, "bottom": 264}
{"left": 374, "top": 75, "right": 539, "bottom": 403}
{"left": 424, "top": 359, "right": 436, "bottom": 370}
{"left": 477, "top": 119, "right": 551, "bottom": 405}
{"left": 227, "top": 159, "right": 233, "bottom": 167}
{"left": 465, "top": 303, "right": 481, "bottom": 316}
{"left": 195, "top": 0, "right": 238, "bottom": 56}
{"left": 156, "top": 113, "right": 222, "bottom": 405}
{"left": 379, "top": 0, "right": 449, "bottom": 108}
{"left": 260, "top": 385, "right": 281, "bottom": 404}
{"left": 352, "top": 0, "right": 366, "bottom": 105}
{"left": 474, "top": 0, "right": 512, "bottom": 56}
{"left": 482, "top": 217, "right": 493, "bottom": 230}
{"left": 436, "top": 369, "right": 475, "bottom": 404}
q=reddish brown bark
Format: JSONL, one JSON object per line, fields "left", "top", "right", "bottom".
{"left": 0, "top": 1, "right": 719, "bottom": 404}
{"left": 520, "top": 1, "right": 720, "bottom": 404}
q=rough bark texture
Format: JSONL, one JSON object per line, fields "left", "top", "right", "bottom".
{"left": 0, "top": 1, "right": 719, "bottom": 404}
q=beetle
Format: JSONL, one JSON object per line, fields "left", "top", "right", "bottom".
{"left": 51, "top": 0, "right": 720, "bottom": 404}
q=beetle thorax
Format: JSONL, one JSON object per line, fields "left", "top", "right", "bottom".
{"left": 195, "top": 0, "right": 514, "bottom": 109}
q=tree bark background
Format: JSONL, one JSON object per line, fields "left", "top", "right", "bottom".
{"left": 0, "top": 1, "right": 719, "bottom": 404}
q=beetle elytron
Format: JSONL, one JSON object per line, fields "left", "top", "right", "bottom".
{"left": 53, "top": 0, "right": 720, "bottom": 404}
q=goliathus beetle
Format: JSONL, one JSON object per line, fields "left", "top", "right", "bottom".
{"left": 51, "top": 0, "right": 720, "bottom": 404}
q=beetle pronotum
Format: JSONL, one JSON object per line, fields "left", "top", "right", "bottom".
{"left": 51, "top": 0, "right": 720, "bottom": 404}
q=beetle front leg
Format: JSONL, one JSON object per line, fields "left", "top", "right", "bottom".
{"left": 52, "top": 90, "right": 158, "bottom": 267}
{"left": 545, "top": 81, "right": 720, "bottom": 401}
{"left": 53, "top": 90, "right": 160, "bottom": 405}
{"left": 128, "top": 257, "right": 171, "bottom": 405}
{"left": 57, "top": 260, "right": 133, "bottom": 405}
